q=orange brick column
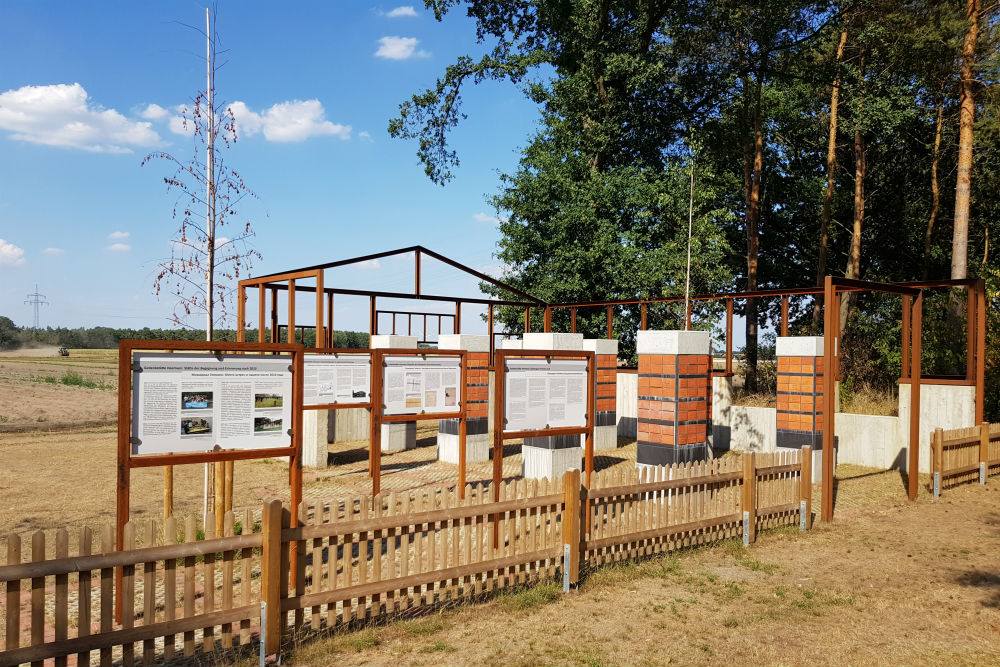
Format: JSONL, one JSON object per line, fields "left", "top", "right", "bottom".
{"left": 775, "top": 336, "right": 824, "bottom": 451}
{"left": 636, "top": 330, "right": 711, "bottom": 466}
{"left": 437, "top": 335, "right": 490, "bottom": 462}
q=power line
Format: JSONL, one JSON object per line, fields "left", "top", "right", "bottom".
{"left": 24, "top": 284, "right": 49, "bottom": 328}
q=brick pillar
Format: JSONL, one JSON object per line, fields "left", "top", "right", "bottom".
{"left": 636, "top": 330, "right": 711, "bottom": 466}
{"left": 437, "top": 334, "right": 490, "bottom": 463}
{"left": 521, "top": 332, "right": 584, "bottom": 480}
{"left": 776, "top": 336, "right": 825, "bottom": 482}
{"left": 371, "top": 335, "right": 418, "bottom": 451}
{"left": 583, "top": 338, "right": 619, "bottom": 450}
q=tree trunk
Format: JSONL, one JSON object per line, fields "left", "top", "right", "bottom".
{"left": 814, "top": 30, "right": 848, "bottom": 329}
{"left": 840, "top": 126, "right": 866, "bottom": 331}
{"left": 745, "top": 80, "right": 764, "bottom": 393}
{"left": 952, "top": 0, "right": 979, "bottom": 281}
{"left": 923, "top": 97, "right": 944, "bottom": 280}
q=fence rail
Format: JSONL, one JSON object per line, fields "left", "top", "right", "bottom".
{"left": 2, "top": 448, "right": 812, "bottom": 667}
{"left": 930, "top": 422, "right": 1000, "bottom": 495}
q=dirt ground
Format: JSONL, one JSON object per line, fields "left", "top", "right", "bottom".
{"left": 282, "top": 475, "right": 1000, "bottom": 667}
{"left": 0, "top": 349, "right": 118, "bottom": 429}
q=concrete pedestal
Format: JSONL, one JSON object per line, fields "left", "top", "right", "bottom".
{"left": 372, "top": 335, "right": 419, "bottom": 452}
{"left": 302, "top": 409, "right": 330, "bottom": 468}
{"left": 523, "top": 438, "right": 582, "bottom": 481}
{"left": 711, "top": 375, "right": 733, "bottom": 451}
{"left": 636, "top": 329, "right": 712, "bottom": 467}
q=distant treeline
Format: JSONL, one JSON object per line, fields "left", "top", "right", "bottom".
{"left": 0, "top": 316, "right": 369, "bottom": 350}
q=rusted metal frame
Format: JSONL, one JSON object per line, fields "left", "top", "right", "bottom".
{"left": 725, "top": 298, "right": 734, "bottom": 376}
{"left": 901, "top": 295, "right": 911, "bottom": 379}
{"left": 416, "top": 246, "right": 545, "bottom": 304}
{"left": 488, "top": 305, "right": 494, "bottom": 366}
{"left": 524, "top": 307, "right": 531, "bottom": 333}
{"left": 239, "top": 267, "right": 331, "bottom": 287}
{"left": 269, "top": 287, "right": 278, "bottom": 343}
{"left": 639, "top": 303, "right": 646, "bottom": 330}
{"left": 965, "top": 285, "right": 975, "bottom": 383}
{"left": 821, "top": 277, "right": 838, "bottom": 522}
{"left": 492, "top": 348, "right": 597, "bottom": 538}
{"left": 606, "top": 305, "right": 613, "bottom": 339}
{"left": 415, "top": 249, "right": 421, "bottom": 296}
{"left": 391, "top": 313, "right": 397, "bottom": 335}
{"left": 544, "top": 306, "right": 552, "bottom": 332}
{"left": 260, "top": 282, "right": 535, "bottom": 309}
{"left": 908, "top": 292, "right": 923, "bottom": 501}
{"left": 250, "top": 245, "right": 424, "bottom": 280}
{"left": 455, "top": 300, "right": 462, "bottom": 334}
{"left": 408, "top": 313, "right": 412, "bottom": 336}
{"left": 237, "top": 284, "right": 246, "bottom": 342}
{"left": 780, "top": 295, "right": 789, "bottom": 337}
{"left": 369, "top": 348, "right": 468, "bottom": 497}
{"left": 116, "top": 339, "right": 304, "bottom": 621}
{"left": 288, "top": 279, "right": 296, "bottom": 344}
{"left": 315, "top": 270, "right": 324, "bottom": 350}
{"left": 326, "top": 292, "right": 334, "bottom": 347}
{"left": 975, "top": 279, "right": 985, "bottom": 424}
{"left": 684, "top": 300, "right": 692, "bottom": 330}
{"left": 369, "top": 296, "right": 376, "bottom": 337}
{"left": 258, "top": 286, "right": 266, "bottom": 345}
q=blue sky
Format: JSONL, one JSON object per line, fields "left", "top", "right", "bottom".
{"left": 0, "top": 1, "right": 541, "bottom": 335}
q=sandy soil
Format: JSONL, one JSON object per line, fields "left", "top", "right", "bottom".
{"left": 287, "top": 475, "right": 1000, "bottom": 667}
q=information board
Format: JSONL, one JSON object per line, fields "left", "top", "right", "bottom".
{"left": 131, "top": 353, "right": 293, "bottom": 455}
{"left": 303, "top": 353, "right": 371, "bottom": 406}
{"left": 503, "top": 358, "right": 588, "bottom": 431}
{"left": 382, "top": 355, "right": 461, "bottom": 415}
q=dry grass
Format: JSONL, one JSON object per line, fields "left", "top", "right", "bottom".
{"left": 840, "top": 382, "right": 899, "bottom": 416}
{"left": 731, "top": 391, "right": 777, "bottom": 408}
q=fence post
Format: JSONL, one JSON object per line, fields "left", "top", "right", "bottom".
{"left": 742, "top": 452, "right": 756, "bottom": 545}
{"left": 800, "top": 446, "right": 812, "bottom": 531}
{"left": 932, "top": 428, "right": 943, "bottom": 497}
{"left": 260, "top": 499, "right": 283, "bottom": 658}
{"left": 561, "top": 468, "right": 581, "bottom": 590}
{"left": 980, "top": 422, "right": 990, "bottom": 485}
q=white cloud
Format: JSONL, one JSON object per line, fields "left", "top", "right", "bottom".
{"left": 0, "top": 83, "right": 161, "bottom": 153}
{"left": 375, "top": 36, "right": 429, "bottom": 60}
{"left": 140, "top": 103, "right": 169, "bottom": 120}
{"left": 0, "top": 239, "right": 26, "bottom": 266}
{"left": 386, "top": 6, "right": 417, "bottom": 17}
{"left": 42, "top": 247, "right": 65, "bottom": 255}
{"left": 107, "top": 243, "right": 131, "bottom": 252}
{"left": 229, "top": 99, "right": 350, "bottom": 142}
{"left": 357, "top": 259, "right": 381, "bottom": 270}
{"left": 168, "top": 113, "right": 191, "bottom": 136}
{"left": 358, "top": 130, "right": 373, "bottom": 142}
{"left": 477, "top": 263, "right": 512, "bottom": 279}
{"left": 473, "top": 212, "right": 507, "bottom": 226}
{"left": 108, "top": 230, "right": 130, "bottom": 239}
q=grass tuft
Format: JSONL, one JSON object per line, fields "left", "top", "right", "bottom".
{"left": 499, "top": 582, "right": 561, "bottom": 613}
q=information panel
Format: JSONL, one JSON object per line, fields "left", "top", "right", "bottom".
{"left": 504, "top": 358, "right": 588, "bottom": 431}
{"left": 131, "top": 353, "right": 293, "bottom": 455}
{"left": 303, "top": 354, "right": 371, "bottom": 406}
{"left": 382, "top": 355, "right": 461, "bottom": 415}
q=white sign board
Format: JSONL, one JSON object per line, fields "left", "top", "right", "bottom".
{"left": 303, "top": 354, "right": 371, "bottom": 406}
{"left": 504, "top": 358, "right": 588, "bottom": 431}
{"left": 131, "top": 353, "right": 293, "bottom": 456}
{"left": 382, "top": 355, "right": 461, "bottom": 415}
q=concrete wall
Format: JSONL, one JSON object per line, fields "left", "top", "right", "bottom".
{"left": 729, "top": 406, "right": 777, "bottom": 453}
{"left": 712, "top": 376, "right": 733, "bottom": 451}
{"left": 834, "top": 413, "right": 902, "bottom": 469}
{"left": 328, "top": 408, "right": 370, "bottom": 442}
{"left": 898, "top": 383, "right": 976, "bottom": 473}
{"left": 616, "top": 371, "right": 637, "bottom": 438}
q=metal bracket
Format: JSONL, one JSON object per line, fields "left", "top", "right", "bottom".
{"left": 287, "top": 365, "right": 294, "bottom": 373}
{"left": 129, "top": 437, "right": 141, "bottom": 446}
{"left": 563, "top": 544, "right": 571, "bottom": 592}
{"left": 259, "top": 601, "right": 267, "bottom": 667}
{"left": 933, "top": 472, "right": 940, "bottom": 498}
{"left": 286, "top": 429, "right": 293, "bottom": 437}
{"left": 981, "top": 462, "right": 987, "bottom": 485}
{"left": 131, "top": 363, "right": 143, "bottom": 372}
{"left": 742, "top": 511, "right": 750, "bottom": 546}
{"left": 799, "top": 500, "right": 807, "bottom": 532}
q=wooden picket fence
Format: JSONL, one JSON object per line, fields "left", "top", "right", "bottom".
{"left": 930, "top": 422, "right": 1000, "bottom": 494}
{"left": 1, "top": 448, "right": 811, "bottom": 667}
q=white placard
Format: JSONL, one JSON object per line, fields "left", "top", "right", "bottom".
{"left": 131, "top": 353, "right": 293, "bottom": 456}
{"left": 303, "top": 354, "right": 371, "bottom": 406}
{"left": 504, "top": 358, "right": 588, "bottom": 431}
{"left": 382, "top": 355, "right": 461, "bottom": 415}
